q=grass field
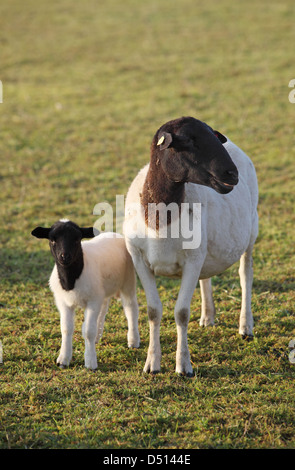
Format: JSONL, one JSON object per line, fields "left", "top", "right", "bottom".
{"left": 1, "top": 0, "right": 295, "bottom": 449}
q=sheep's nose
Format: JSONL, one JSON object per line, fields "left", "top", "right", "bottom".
{"left": 60, "top": 253, "right": 71, "bottom": 264}
{"left": 225, "top": 169, "right": 239, "bottom": 185}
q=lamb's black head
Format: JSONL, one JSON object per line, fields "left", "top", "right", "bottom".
{"left": 31, "top": 220, "right": 94, "bottom": 267}
{"left": 153, "top": 116, "right": 239, "bottom": 194}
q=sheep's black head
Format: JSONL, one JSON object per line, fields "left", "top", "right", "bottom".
{"left": 153, "top": 116, "right": 239, "bottom": 194}
{"left": 31, "top": 220, "right": 94, "bottom": 267}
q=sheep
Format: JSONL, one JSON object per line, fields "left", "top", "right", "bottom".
{"left": 31, "top": 219, "right": 140, "bottom": 370}
{"left": 123, "top": 116, "right": 258, "bottom": 377}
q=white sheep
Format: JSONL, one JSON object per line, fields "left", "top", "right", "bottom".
{"left": 123, "top": 116, "right": 258, "bottom": 377}
{"left": 31, "top": 220, "right": 140, "bottom": 370}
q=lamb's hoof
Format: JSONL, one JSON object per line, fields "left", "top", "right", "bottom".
{"left": 128, "top": 334, "right": 140, "bottom": 349}
{"left": 57, "top": 363, "right": 68, "bottom": 369}
{"left": 143, "top": 365, "right": 161, "bottom": 375}
{"left": 241, "top": 334, "right": 254, "bottom": 341}
{"left": 199, "top": 319, "right": 215, "bottom": 327}
{"left": 85, "top": 364, "right": 98, "bottom": 371}
{"left": 128, "top": 343, "right": 140, "bottom": 349}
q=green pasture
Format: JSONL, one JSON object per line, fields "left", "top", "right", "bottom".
{"left": 0, "top": 0, "right": 295, "bottom": 449}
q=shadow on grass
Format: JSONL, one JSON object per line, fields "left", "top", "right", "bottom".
{"left": 253, "top": 278, "right": 295, "bottom": 293}
{"left": 212, "top": 272, "right": 295, "bottom": 294}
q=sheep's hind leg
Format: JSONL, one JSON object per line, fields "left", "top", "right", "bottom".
{"left": 238, "top": 247, "right": 254, "bottom": 339}
{"left": 199, "top": 278, "right": 216, "bottom": 327}
{"left": 120, "top": 267, "right": 140, "bottom": 348}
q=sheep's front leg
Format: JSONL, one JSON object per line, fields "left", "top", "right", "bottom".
{"left": 56, "top": 302, "right": 75, "bottom": 368}
{"left": 239, "top": 248, "right": 254, "bottom": 338}
{"left": 83, "top": 302, "right": 101, "bottom": 370}
{"left": 120, "top": 294, "right": 140, "bottom": 349}
{"left": 145, "top": 300, "right": 162, "bottom": 374}
{"left": 199, "top": 278, "right": 216, "bottom": 327}
{"left": 131, "top": 253, "right": 162, "bottom": 373}
{"left": 175, "top": 262, "right": 202, "bottom": 377}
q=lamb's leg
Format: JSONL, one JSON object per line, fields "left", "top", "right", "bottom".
{"left": 238, "top": 247, "right": 254, "bottom": 338}
{"left": 83, "top": 301, "right": 101, "bottom": 370}
{"left": 199, "top": 278, "right": 216, "bottom": 327}
{"left": 131, "top": 253, "right": 162, "bottom": 373}
{"left": 56, "top": 301, "right": 75, "bottom": 368}
{"left": 95, "top": 299, "right": 109, "bottom": 343}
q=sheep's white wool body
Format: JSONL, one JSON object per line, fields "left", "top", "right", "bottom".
{"left": 50, "top": 233, "right": 128, "bottom": 309}
{"left": 124, "top": 138, "right": 258, "bottom": 376}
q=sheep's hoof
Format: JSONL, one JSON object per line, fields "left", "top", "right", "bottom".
{"left": 145, "top": 369, "right": 161, "bottom": 375}
{"left": 143, "top": 366, "right": 161, "bottom": 375}
{"left": 177, "top": 371, "right": 195, "bottom": 378}
{"left": 186, "top": 371, "right": 195, "bottom": 378}
{"left": 241, "top": 334, "right": 254, "bottom": 341}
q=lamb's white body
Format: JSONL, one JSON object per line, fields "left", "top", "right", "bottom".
{"left": 50, "top": 233, "right": 140, "bottom": 370}
{"left": 124, "top": 138, "right": 258, "bottom": 375}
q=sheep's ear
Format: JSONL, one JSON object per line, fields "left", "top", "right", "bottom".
{"left": 31, "top": 227, "right": 51, "bottom": 239}
{"left": 157, "top": 131, "right": 173, "bottom": 150}
{"left": 157, "top": 131, "right": 189, "bottom": 151}
{"left": 80, "top": 227, "right": 95, "bottom": 239}
{"left": 213, "top": 130, "right": 227, "bottom": 144}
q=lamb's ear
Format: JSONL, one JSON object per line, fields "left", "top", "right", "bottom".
{"left": 80, "top": 227, "right": 95, "bottom": 239}
{"left": 31, "top": 227, "right": 51, "bottom": 239}
{"left": 157, "top": 131, "right": 173, "bottom": 150}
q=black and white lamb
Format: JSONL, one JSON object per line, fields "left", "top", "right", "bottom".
{"left": 32, "top": 219, "right": 140, "bottom": 370}
{"left": 123, "top": 116, "right": 258, "bottom": 377}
